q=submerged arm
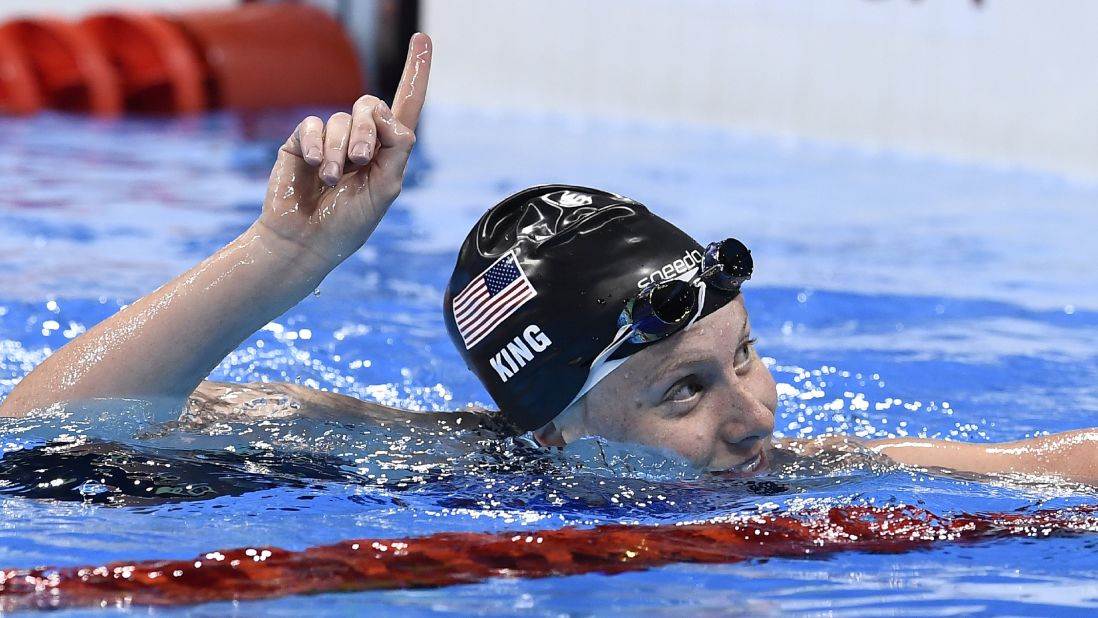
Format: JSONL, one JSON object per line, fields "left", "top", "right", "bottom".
{"left": 0, "top": 34, "right": 433, "bottom": 418}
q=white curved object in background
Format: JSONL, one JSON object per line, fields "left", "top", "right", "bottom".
{"left": 424, "top": 0, "right": 1098, "bottom": 181}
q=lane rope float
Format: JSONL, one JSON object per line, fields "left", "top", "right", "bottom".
{"left": 3, "top": 504, "right": 1097, "bottom": 611}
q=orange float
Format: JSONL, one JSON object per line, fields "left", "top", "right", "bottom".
{"left": 171, "top": 3, "right": 364, "bottom": 110}
{"left": 0, "top": 26, "right": 42, "bottom": 115}
{"left": 0, "top": 18, "right": 120, "bottom": 116}
{"left": 78, "top": 13, "right": 204, "bottom": 114}
{"left": 0, "top": 4, "right": 365, "bottom": 116}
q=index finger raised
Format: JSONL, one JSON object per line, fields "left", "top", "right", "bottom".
{"left": 390, "top": 32, "right": 432, "bottom": 132}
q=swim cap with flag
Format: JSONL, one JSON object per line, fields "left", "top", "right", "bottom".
{"left": 443, "top": 184, "right": 740, "bottom": 432}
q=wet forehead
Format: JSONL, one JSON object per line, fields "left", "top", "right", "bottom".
{"left": 617, "top": 297, "right": 749, "bottom": 378}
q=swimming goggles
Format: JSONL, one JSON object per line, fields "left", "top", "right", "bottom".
{"left": 565, "top": 238, "right": 753, "bottom": 409}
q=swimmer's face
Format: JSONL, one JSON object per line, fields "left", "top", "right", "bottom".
{"left": 539, "top": 296, "right": 777, "bottom": 473}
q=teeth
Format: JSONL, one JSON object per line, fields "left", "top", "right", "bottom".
{"left": 731, "top": 453, "right": 760, "bottom": 472}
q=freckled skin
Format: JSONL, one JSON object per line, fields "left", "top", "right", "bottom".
{"left": 578, "top": 296, "right": 777, "bottom": 471}
{"left": 554, "top": 294, "right": 1098, "bottom": 482}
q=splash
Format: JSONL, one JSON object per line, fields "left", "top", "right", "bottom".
{"left": 3, "top": 503, "right": 1097, "bottom": 611}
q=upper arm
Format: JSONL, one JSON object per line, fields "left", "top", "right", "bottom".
{"left": 187, "top": 380, "right": 411, "bottom": 423}
{"left": 187, "top": 381, "right": 496, "bottom": 430}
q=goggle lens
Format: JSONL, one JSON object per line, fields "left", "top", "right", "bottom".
{"left": 635, "top": 279, "right": 697, "bottom": 334}
{"left": 703, "top": 238, "right": 753, "bottom": 291}
{"left": 617, "top": 237, "right": 751, "bottom": 347}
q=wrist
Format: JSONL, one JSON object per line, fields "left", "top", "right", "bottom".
{"left": 247, "top": 220, "right": 338, "bottom": 289}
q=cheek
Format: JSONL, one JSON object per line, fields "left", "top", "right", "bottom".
{"left": 750, "top": 363, "right": 778, "bottom": 412}
{"left": 584, "top": 390, "right": 719, "bottom": 465}
{"left": 582, "top": 396, "right": 640, "bottom": 442}
{"left": 622, "top": 412, "right": 716, "bottom": 464}
{"left": 664, "top": 428, "right": 712, "bottom": 462}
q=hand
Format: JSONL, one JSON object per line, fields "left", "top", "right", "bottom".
{"left": 256, "top": 33, "right": 432, "bottom": 269}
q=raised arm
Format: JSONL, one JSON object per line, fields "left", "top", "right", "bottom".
{"left": 0, "top": 34, "right": 433, "bottom": 418}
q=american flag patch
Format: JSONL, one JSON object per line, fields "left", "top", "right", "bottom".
{"left": 452, "top": 251, "right": 537, "bottom": 349}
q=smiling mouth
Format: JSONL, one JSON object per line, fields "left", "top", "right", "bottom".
{"left": 713, "top": 450, "right": 768, "bottom": 476}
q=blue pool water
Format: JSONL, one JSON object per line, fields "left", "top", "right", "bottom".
{"left": 2, "top": 107, "right": 1098, "bottom": 616}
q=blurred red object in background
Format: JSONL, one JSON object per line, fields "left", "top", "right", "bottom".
{"left": 79, "top": 13, "right": 204, "bottom": 115}
{"left": 0, "top": 17, "right": 121, "bottom": 116}
{"left": 171, "top": 3, "right": 364, "bottom": 111}
{"left": 0, "top": 3, "right": 364, "bottom": 116}
{"left": 0, "top": 26, "right": 42, "bottom": 115}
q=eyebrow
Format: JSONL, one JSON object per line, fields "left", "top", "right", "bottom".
{"left": 650, "top": 314, "right": 750, "bottom": 380}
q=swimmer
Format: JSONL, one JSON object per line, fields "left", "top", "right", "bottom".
{"left": 2, "top": 33, "right": 1097, "bottom": 484}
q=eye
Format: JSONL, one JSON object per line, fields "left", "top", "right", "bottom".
{"left": 734, "top": 337, "right": 757, "bottom": 369}
{"left": 664, "top": 378, "right": 703, "bottom": 404}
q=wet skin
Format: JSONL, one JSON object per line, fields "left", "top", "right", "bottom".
{"left": 4, "top": 32, "right": 1098, "bottom": 484}
{"left": 543, "top": 296, "right": 778, "bottom": 474}
{"left": 537, "top": 293, "right": 1098, "bottom": 482}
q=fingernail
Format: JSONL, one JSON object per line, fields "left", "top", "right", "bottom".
{"left": 350, "top": 142, "right": 369, "bottom": 161}
{"left": 377, "top": 101, "right": 393, "bottom": 120}
{"left": 305, "top": 147, "right": 322, "bottom": 163}
{"left": 322, "top": 162, "right": 339, "bottom": 183}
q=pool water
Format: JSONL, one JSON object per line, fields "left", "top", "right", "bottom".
{"left": 2, "top": 107, "right": 1098, "bottom": 616}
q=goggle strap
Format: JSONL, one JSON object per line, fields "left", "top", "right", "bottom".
{"left": 684, "top": 279, "right": 707, "bottom": 331}
{"left": 555, "top": 323, "right": 634, "bottom": 421}
{"left": 563, "top": 357, "right": 627, "bottom": 414}
{"left": 590, "top": 323, "right": 634, "bottom": 368}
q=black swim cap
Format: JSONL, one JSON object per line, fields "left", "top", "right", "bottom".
{"left": 444, "top": 185, "right": 737, "bottom": 431}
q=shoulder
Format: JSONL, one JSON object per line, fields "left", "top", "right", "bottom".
{"left": 185, "top": 380, "right": 511, "bottom": 431}
{"left": 185, "top": 380, "right": 402, "bottom": 423}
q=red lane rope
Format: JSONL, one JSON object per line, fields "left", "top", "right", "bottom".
{"left": 3, "top": 504, "right": 1097, "bottom": 611}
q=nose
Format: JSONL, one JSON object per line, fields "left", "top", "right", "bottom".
{"left": 716, "top": 380, "right": 774, "bottom": 452}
